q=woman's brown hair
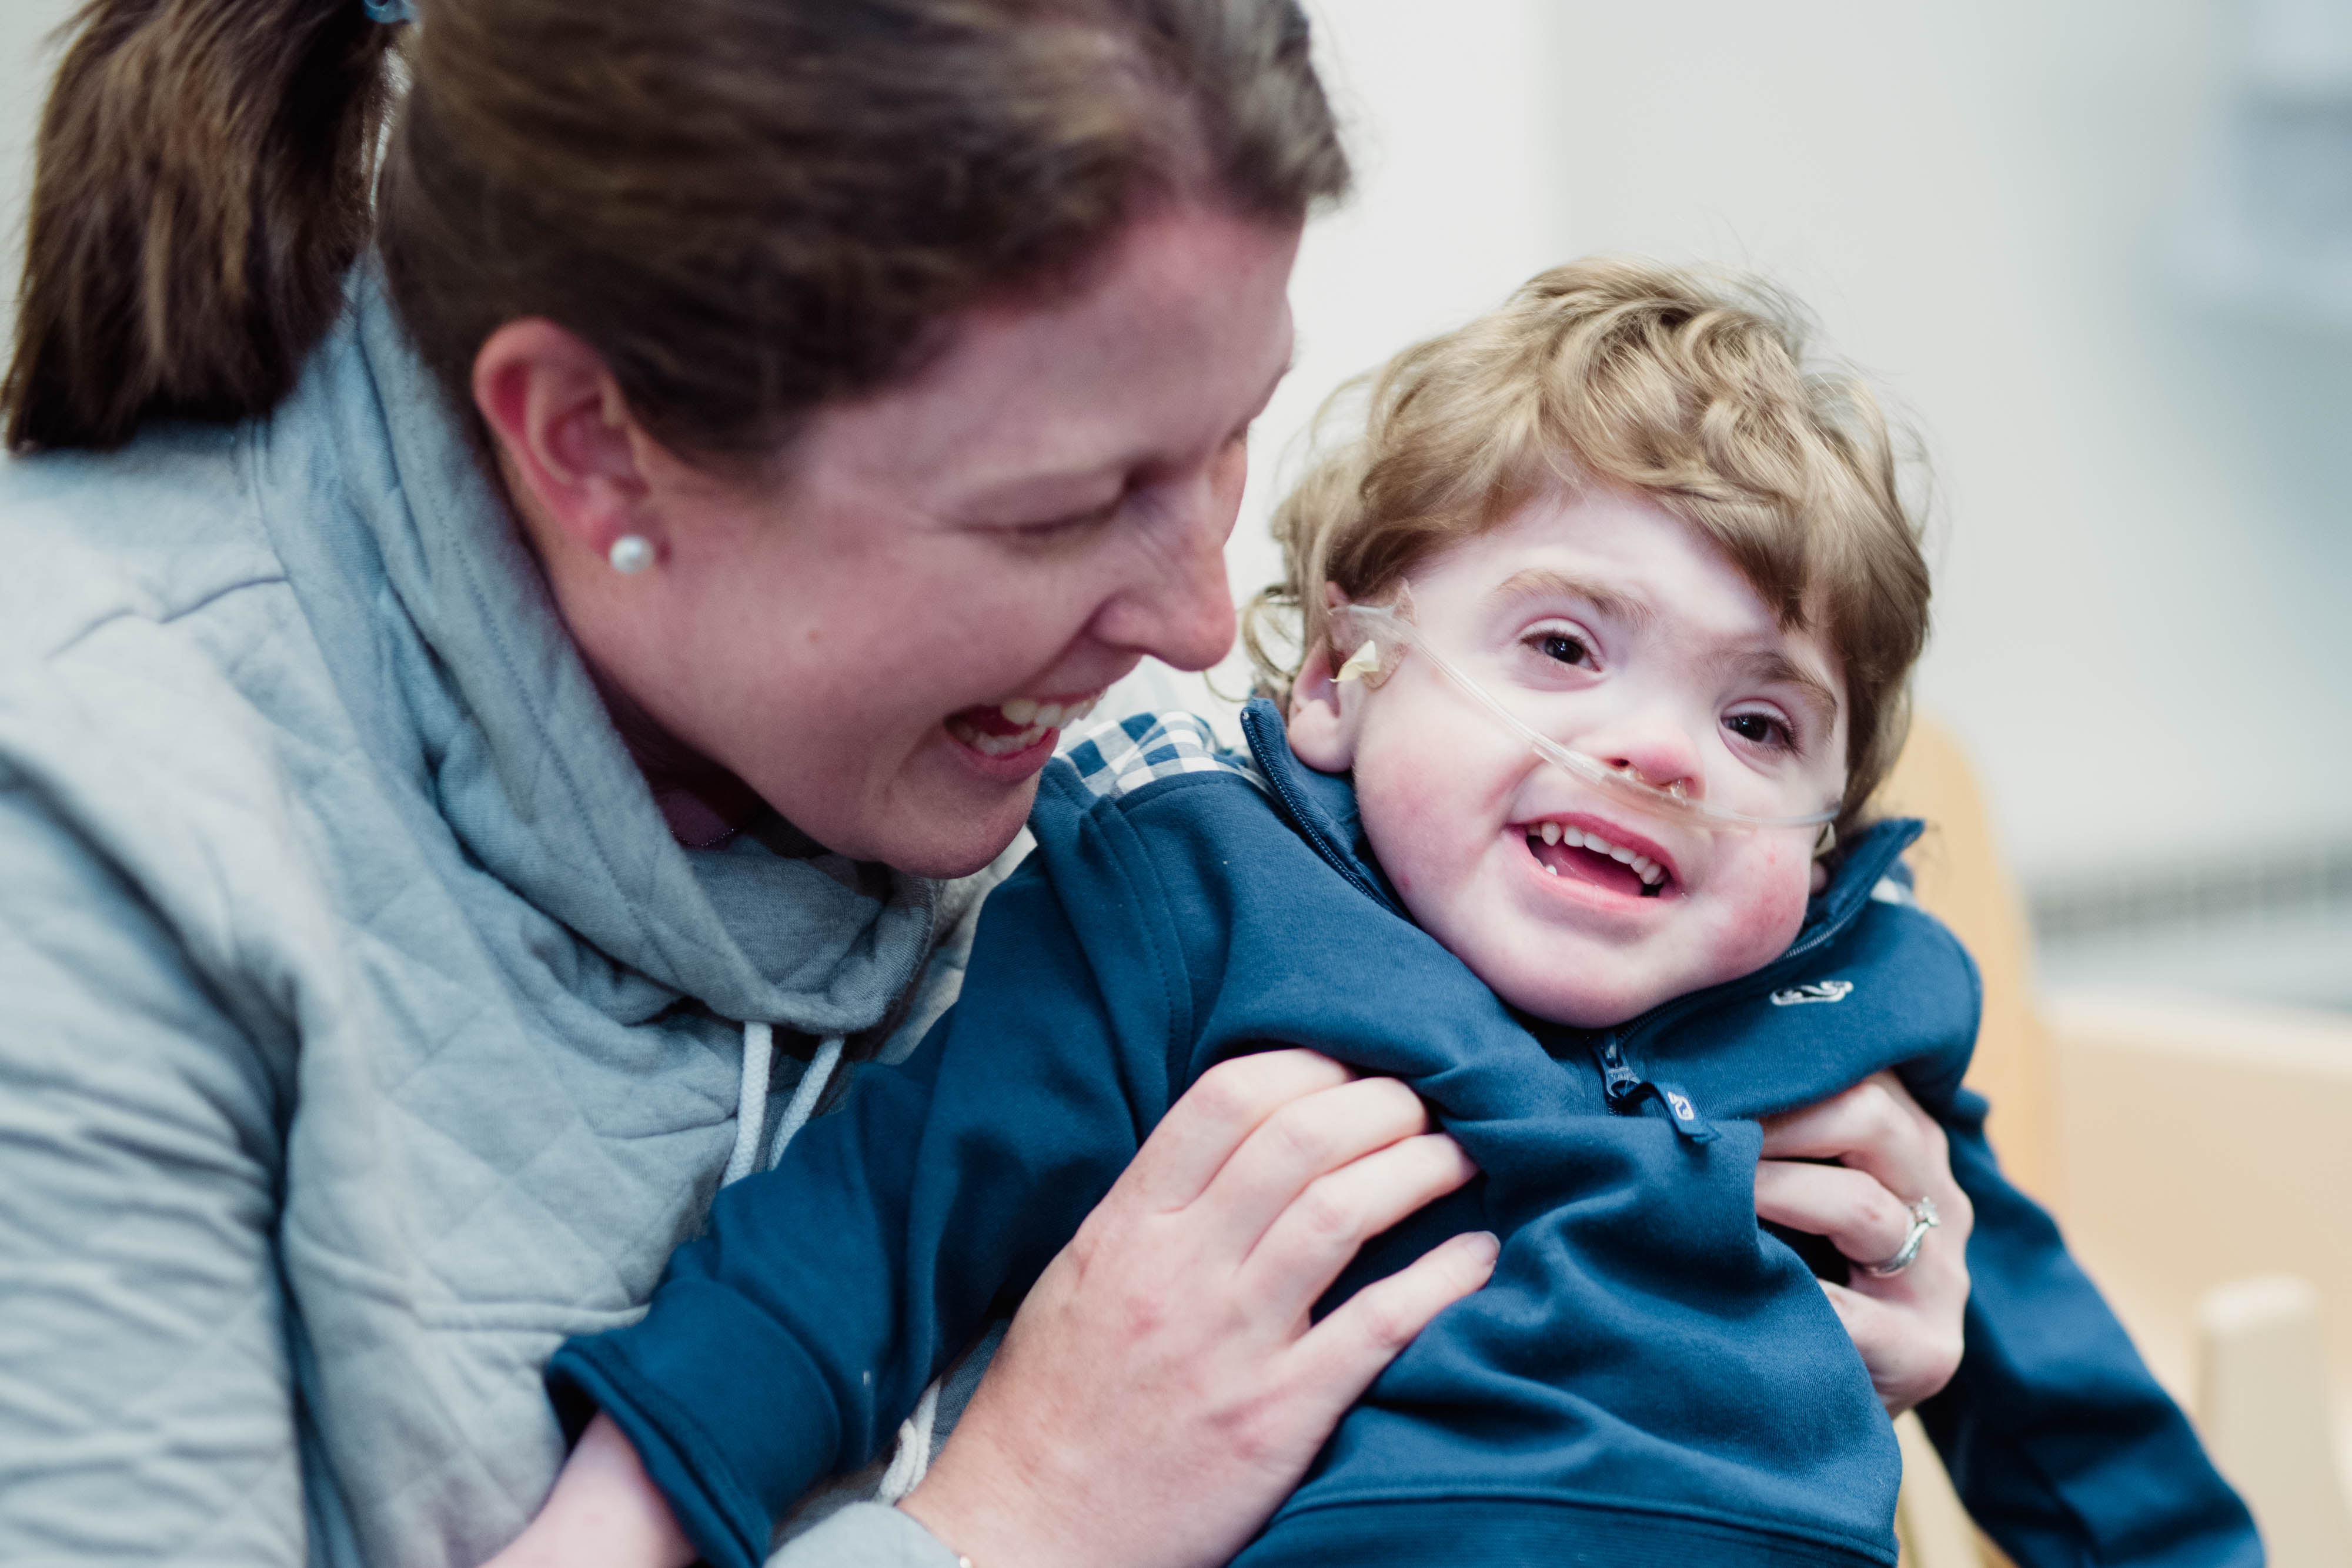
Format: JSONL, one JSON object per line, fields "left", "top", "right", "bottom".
{"left": 5, "top": 0, "right": 1348, "bottom": 455}
{"left": 1244, "top": 258, "right": 1932, "bottom": 834}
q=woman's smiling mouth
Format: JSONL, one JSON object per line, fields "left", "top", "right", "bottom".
{"left": 1518, "top": 817, "right": 1673, "bottom": 898}
{"left": 945, "top": 693, "right": 1104, "bottom": 757}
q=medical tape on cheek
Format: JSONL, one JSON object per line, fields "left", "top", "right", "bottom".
{"left": 1334, "top": 639, "right": 1385, "bottom": 684}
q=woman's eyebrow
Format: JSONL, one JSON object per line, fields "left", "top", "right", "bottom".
{"left": 1484, "top": 567, "right": 1655, "bottom": 630}
{"left": 958, "top": 358, "right": 1292, "bottom": 523}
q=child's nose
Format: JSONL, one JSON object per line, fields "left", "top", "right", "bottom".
{"left": 1590, "top": 718, "right": 1706, "bottom": 801}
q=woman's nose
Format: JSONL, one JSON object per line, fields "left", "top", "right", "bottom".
{"left": 1094, "top": 473, "right": 1240, "bottom": 673}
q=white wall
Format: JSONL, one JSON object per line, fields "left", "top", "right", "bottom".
{"left": 9, "top": 0, "right": 2346, "bottom": 890}
{"left": 1, "top": 0, "right": 73, "bottom": 355}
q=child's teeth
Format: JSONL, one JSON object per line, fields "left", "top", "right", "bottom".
{"left": 1001, "top": 698, "right": 1038, "bottom": 724}
{"left": 1526, "top": 820, "right": 1670, "bottom": 888}
{"left": 1545, "top": 863, "right": 1559, "bottom": 875}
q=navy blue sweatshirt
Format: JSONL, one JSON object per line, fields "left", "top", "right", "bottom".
{"left": 549, "top": 704, "right": 2257, "bottom": 1568}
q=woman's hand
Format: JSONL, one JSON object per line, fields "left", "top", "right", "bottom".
{"left": 900, "top": 1049, "right": 1496, "bottom": 1568}
{"left": 1755, "top": 1071, "right": 1973, "bottom": 1415}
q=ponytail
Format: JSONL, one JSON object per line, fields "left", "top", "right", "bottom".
{"left": 3, "top": 0, "right": 393, "bottom": 452}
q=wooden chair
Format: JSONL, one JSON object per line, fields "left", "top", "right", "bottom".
{"left": 1875, "top": 718, "right": 2352, "bottom": 1567}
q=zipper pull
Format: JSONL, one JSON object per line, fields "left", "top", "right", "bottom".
{"left": 1649, "top": 1080, "right": 1719, "bottom": 1144}
{"left": 1590, "top": 1035, "right": 1718, "bottom": 1142}
{"left": 1593, "top": 1034, "right": 1643, "bottom": 1105}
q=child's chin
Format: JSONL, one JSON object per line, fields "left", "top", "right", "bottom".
{"left": 1492, "top": 969, "right": 1668, "bottom": 1032}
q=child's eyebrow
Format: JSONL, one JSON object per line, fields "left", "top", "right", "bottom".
{"left": 1484, "top": 568, "right": 1655, "bottom": 631}
{"left": 1729, "top": 650, "right": 1841, "bottom": 733}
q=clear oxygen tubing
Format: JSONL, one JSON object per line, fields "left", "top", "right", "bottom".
{"left": 1326, "top": 599, "right": 1841, "bottom": 833}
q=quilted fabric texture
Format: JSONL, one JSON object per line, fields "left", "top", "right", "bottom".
{"left": 0, "top": 272, "right": 968, "bottom": 1567}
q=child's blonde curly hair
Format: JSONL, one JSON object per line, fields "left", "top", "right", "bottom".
{"left": 1242, "top": 257, "right": 1931, "bottom": 834}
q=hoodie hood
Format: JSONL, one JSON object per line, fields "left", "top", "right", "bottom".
{"left": 276, "top": 271, "right": 934, "bottom": 1034}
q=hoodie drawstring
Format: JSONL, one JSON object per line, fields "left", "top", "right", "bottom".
{"left": 722, "top": 1021, "right": 933, "bottom": 1494}
{"left": 874, "top": 1379, "right": 942, "bottom": 1505}
{"left": 766, "top": 1032, "right": 844, "bottom": 1171}
{"left": 724, "top": 1021, "right": 844, "bottom": 1186}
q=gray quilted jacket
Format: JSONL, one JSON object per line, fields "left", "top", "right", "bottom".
{"left": 0, "top": 273, "right": 988, "bottom": 1568}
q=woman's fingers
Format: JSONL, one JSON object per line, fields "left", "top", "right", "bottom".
{"left": 1755, "top": 1072, "right": 1973, "bottom": 1414}
{"left": 1819, "top": 1279, "right": 1966, "bottom": 1414}
{"left": 1282, "top": 1228, "right": 1501, "bottom": 1427}
{"left": 1754, "top": 1158, "right": 1922, "bottom": 1272}
{"left": 1758, "top": 1072, "right": 1955, "bottom": 1221}
{"left": 1238, "top": 1131, "right": 1480, "bottom": 1310}
{"left": 1198, "top": 1074, "right": 1441, "bottom": 1260}
{"left": 1114, "top": 1049, "right": 1356, "bottom": 1211}
{"left": 904, "top": 1057, "right": 1494, "bottom": 1568}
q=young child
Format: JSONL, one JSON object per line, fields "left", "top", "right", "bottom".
{"left": 523, "top": 262, "right": 2256, "bottom": 1568}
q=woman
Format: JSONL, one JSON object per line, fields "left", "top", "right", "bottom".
{"left": 0, "top": 2, "right": 1972, "bottom": 1566}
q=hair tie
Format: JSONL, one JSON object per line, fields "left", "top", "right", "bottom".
{"left": 363, "top": 0, "right": 416, "bottom": 24}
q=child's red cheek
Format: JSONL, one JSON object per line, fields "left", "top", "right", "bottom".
{"left": 1722, "top": 875, "right": 1812, "bottom": 967}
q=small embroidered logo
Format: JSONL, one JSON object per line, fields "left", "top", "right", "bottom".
{"left": 1770, "top": 979, "right": 1855, "bottom": 1007}
{"left": 1663, "top": 1089, "right": 1697, "bottom": 1121}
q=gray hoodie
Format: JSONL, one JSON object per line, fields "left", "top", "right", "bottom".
{"left": 0, "top": 273, "right": 984, "bottom": 1567}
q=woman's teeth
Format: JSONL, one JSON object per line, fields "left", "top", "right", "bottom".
{"left": 1529, "top": 820, "right": 1667, "bottom": 889}
{"left": 947, "top": 696, "right": 1101, "bottom": 757}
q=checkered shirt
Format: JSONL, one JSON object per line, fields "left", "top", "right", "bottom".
{"left": 1058, "top": 710, "right": 1269, "bottom": 803}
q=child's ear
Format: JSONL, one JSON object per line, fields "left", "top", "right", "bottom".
{"left": 1286, "top": 640, "right": 1361, "bottom": 774}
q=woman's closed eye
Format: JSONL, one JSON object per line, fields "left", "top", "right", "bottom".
{"left": 1004, "top": 496, "right": 1124, "bottom": 547}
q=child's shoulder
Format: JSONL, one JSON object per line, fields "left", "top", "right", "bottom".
{"left": 1033, "top": 707, "right": 1388, "bottom": 925}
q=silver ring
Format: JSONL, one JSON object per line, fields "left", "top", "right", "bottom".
{"left": 1862, "top": 1196, "right": 1941, "bottom": 1277}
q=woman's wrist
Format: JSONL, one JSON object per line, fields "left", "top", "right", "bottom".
{"left": 896, "top": 1434, "right": 1073, "bottom": 1568}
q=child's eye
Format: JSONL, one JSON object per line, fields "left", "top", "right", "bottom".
{"left": 1524, "top": 629, "right": 1593, "bottom": 668}
{"left": 1724, "top": 711, "right": 1793, "bottom": 750}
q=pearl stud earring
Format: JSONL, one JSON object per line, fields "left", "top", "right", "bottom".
{"left": 608, "top": 534, "right": 655, "bottom": 574}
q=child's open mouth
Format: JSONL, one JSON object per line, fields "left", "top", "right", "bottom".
{"left": 1522, "top": 819, "right": 1671, "bottom": 898}
{"left": 945, "top": 694, "right": 1101, "bottom": 758}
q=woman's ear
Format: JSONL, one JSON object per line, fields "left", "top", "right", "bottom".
{"left": 1285, "top": 638, "right": 1361, "bottom": 774}
{"left": 472, "top": 319, "right": 659, "bottom": 563}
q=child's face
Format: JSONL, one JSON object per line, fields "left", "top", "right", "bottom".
{"left": 1287, "top": 485, "right": 1850, "bottom": 1029}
